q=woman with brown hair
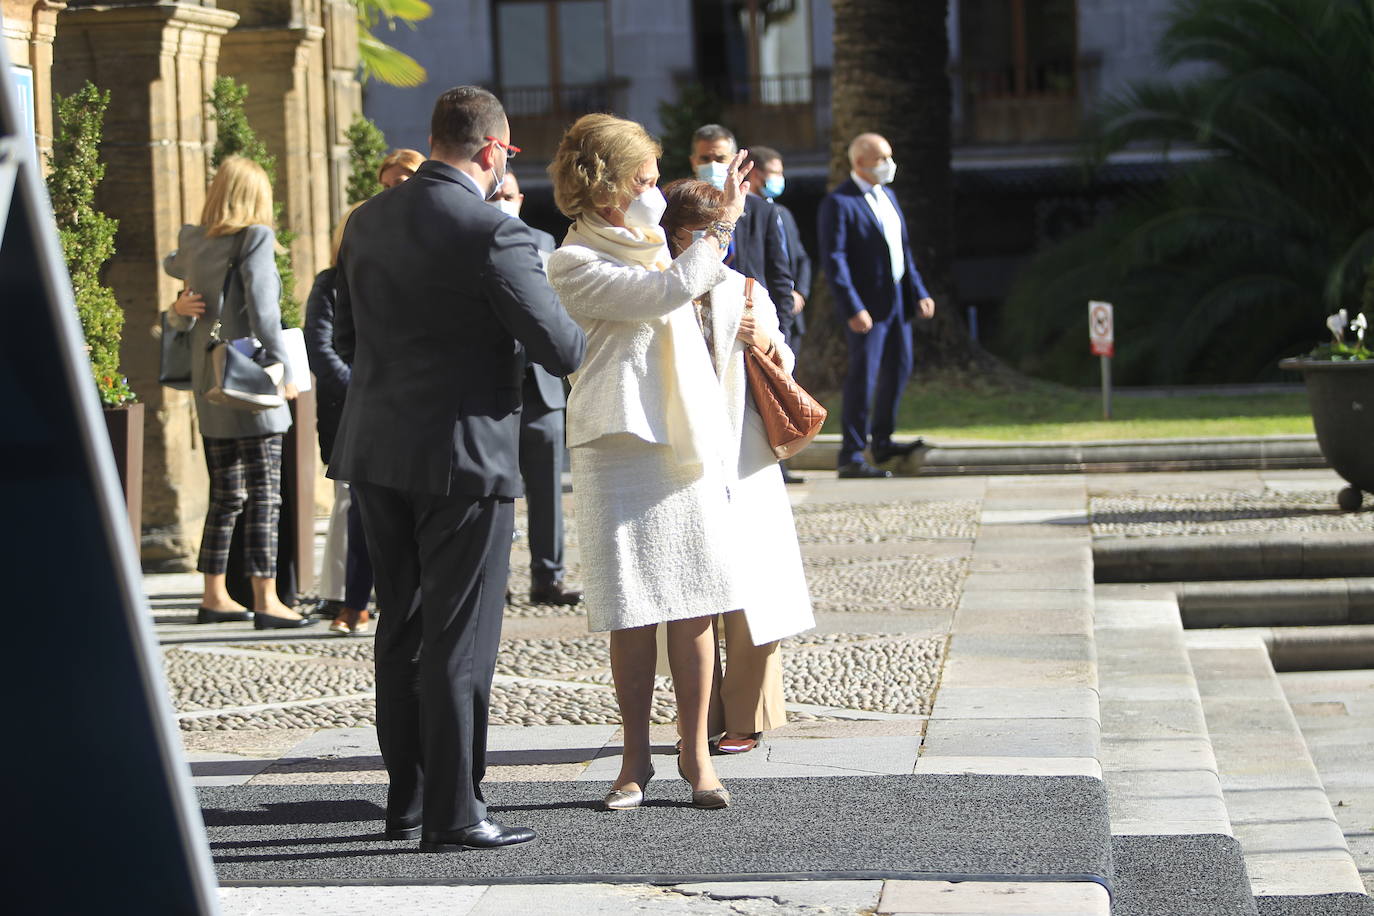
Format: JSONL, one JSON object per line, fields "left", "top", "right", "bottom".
{"left": 165, "top": 155, "right": 311, "bottom": 630}
{"left": 546, "top": 114, "right": 811, "bottom": 811}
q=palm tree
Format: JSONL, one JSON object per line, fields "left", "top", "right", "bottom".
{"left": 799, "top": 0, "right": 983, "bottom": 395}
{"left": 1000, "top": 0, "right": 1374, "bottom": 385}
{"left": 354, "top": 0, "right": 432, "bottom": 88}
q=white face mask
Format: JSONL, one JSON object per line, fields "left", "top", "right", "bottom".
{"left": 695, "top": 161, "right": 729, "bottom": 191}
{"left": 621, "top": 186, "right": 667, "bottom": 230}
{"left": 493, "top": 198, "right": 521, "bottom": 219}
{"left": 871, "top": 157, "right": 897, "bottom": 185}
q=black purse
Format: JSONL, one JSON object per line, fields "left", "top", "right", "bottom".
{"left": 203, "top": 236, "right": 285, "bottom": 412}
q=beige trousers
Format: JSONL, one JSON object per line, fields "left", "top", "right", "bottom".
{"left": 707, "top": 610, "right": 787, "bottom": 736}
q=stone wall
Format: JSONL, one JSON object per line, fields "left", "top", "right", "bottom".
{"left": 3, "top": 0, "right": 65, "bottom": 164}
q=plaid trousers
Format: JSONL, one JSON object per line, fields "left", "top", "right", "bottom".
{"left": 197, "top": 434, "right": 283, "bottom": 578}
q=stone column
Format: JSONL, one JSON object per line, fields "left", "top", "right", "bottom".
{"left": 2, "top": 0, "right": 66, "bottom": 165}
{"left": 54, "top": 1, "right": 240, "bottom": 569}
{"left": 217, "top": 0, "right": 330, "bottom": 284}
{"left": 321, "top": 0, "right": 360, "bottom": 218}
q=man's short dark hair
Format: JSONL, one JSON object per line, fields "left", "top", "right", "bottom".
{"left": 431, "top": 86, "right": 507, "bottom": 159}
{"left": 745, "top": 145, "right": 782, "bottom": 173}
{"left": 692, "top": 123, "right": 737, "bottom": 151}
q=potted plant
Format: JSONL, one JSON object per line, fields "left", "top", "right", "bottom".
{"left": 1280, "top": 306, "right": 1373, "bottom": 511}
{"left": 48, "top": 82, "right": 143, "bottom": 544}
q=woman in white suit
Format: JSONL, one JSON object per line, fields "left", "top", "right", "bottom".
{"left": 546, "top": 114, "right": 812, "bottom": 812}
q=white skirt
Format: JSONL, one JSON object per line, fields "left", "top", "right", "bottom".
{"left": 571, "top": 433, "right": 744, "bottom": 632}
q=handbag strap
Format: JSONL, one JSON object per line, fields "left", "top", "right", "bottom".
{"left": 209, "top": 232, "right": 248, "bottom": 344}
{"left": 743, "top": 276, "right": 755, "bottom": 310}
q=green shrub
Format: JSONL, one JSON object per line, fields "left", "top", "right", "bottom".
{"left": 48, "top": 82, "right": 134, "bottom": 407}
{"left": 207, "top": 77, "right": 301, "bottom": 327}
{"left": 345, "top": 115, "right": 387, "bottom": 203}
{"left": 656, "top": 83, "right": 724, "bottom": 182}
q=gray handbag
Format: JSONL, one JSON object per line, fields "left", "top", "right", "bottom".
{"left": 203, "top": 236, "right": 285, "bottom": 412}
{"left": 158, "top": 310, "right": 192, "bottom": 389}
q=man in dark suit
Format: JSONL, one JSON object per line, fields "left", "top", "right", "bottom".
{"left": 331, "top": 86, "right": 586, "bottom": 852}
{"left": 819, "top": 132, "right": 936, "bottom": 479}
{"left": 689, "top": 124, "right": 794, "bottom": 342}
{"left": 744, "top": 144, "right": 812, "bottom": 484}
{"left": 489, "top": 170, "right": 581, "bottom": 606}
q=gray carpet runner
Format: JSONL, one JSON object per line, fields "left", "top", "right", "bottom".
{"left": 1257, "top": 894, "right": 1374, "bottom": 915}
{"left": 1110, "top": 835, "right": 1258, "bottom": 916}
{"left": 201, "top": 774, "right": 1112, "bottom": 886}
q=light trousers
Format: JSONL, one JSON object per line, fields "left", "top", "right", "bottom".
{"left": 707, "top": 610, "right": 787, "bottom": 736}
{"left": 318, "top": 479, "right": 351, "bottom": 602}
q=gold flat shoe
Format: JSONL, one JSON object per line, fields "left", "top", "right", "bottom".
{"left": 691, "top": 787, "right": 731, "bottom": 809}
{"left": 678, "top": 759, "right": 729, "bottom": 809}
{"left": 328, "top": 618, "right": 351, "bottom": 635}
{"left": 602, "top": 767, "right": 654, "bottom": 810}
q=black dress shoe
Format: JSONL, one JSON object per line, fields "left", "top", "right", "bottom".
{"left": 384, "top": 822, "right": 421, "bottom": 841}
{"left": 837, "top": 461, "right": 892, "bottom": 479}
{"left": 780, "top": 469, "right": 806, "bottom": 484}
{"left": 420, "top": 818, "right": 536, "bottom": 852}
{"left": 871, "top": 438, "right": 926, "bottom": 464}
{"left": 197, "top": 607, "right": 252, "bottom": 624}
{"left": 253, "top": 612, "right": 317, "bottom": 630}
{"left": 529, "top": 580, "right": 583, "bottom": 606}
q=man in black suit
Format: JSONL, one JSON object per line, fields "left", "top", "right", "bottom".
{"left": 745, "top": 146, "right": 812, "bottom": 357}
{"left": 689, "top": 124, "right": 794, "bottom": 342}
{"left": 331, "top": 86, "right": 586, "bottom": 852}
{"left": 489, "top": 170, "right": 581, "bottom": 606}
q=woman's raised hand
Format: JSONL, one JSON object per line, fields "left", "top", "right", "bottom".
{"left": 720, "top": 149, "right": 753, "bottom": 224}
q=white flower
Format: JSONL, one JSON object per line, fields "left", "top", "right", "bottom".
{"left": 1352, "top": 312, "right": 1368, "bottom": 344}
{"left": 1328, "top": 308, "right": 1349, "bottom": 341}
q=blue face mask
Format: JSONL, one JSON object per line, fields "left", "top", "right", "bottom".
{"left": 695, "top": 161, "right": 729, "bottom": 191}
{"left": 762, "top": 174, "right": 785, "bottom": 199}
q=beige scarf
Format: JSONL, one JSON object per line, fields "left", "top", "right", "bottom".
{"left": 563, "top": 212, "right": 724, "bottom": 467}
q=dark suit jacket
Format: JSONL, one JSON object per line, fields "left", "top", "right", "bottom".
{"left": 772, "top": 200, "right": 812, "bottom": 336}
{"left": 523, "top": 226, "right": 567, "bottom": 413}
{"left": 303, "top": 267, "right": 349, "bottom": 465}
{"left": 330, "top": 161, "right": 586, "bottom": 498}
{"left": 732, "top": 194, "right": 794, "bottom": 337}
{"left": 818, "top": 177, "right": 930, "bottom": 322}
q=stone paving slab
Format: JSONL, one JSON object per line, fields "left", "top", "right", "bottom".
{"left": 877, "top": 879, "right": 1109, "bottom": 915}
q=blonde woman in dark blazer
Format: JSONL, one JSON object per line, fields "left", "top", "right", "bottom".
{"left": 165, "top": 156, "right": 311, "bottom": 630}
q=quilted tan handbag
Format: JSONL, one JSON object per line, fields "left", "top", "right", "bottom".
{"left": 741, "top": 278, "right": 827, "bottom": 459}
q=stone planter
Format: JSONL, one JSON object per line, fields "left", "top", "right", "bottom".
{"left": 1280, "top": 358, "right": 1374, "bottom": 510}
{"left": 102, "top": 401, "right": 144, "bottom": 546}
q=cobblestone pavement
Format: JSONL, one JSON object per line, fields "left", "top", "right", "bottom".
{"left": 1091, "top": 487, "right": 1374, "bottom": 538}
{"left": 164, "top": 477, "right": 971, "bottom": 751}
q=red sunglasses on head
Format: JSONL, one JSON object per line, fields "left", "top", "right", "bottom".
{"left": 484, "top": 136, "right": 521, "bottom": 159}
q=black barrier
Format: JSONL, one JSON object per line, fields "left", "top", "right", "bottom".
{"left": 1, "top": 47, "right": 218, "bottom": 914}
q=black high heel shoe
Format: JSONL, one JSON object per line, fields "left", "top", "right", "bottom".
{"left": 253, "top": 612, "right": 317, "bottom": 630}
{"left": 197, "top": 607, "right": 252, "bottom": 624}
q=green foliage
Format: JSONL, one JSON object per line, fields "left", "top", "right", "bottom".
{"left": 47, "top": 83, "right": 134, "bottom": 407}
{"left": 656, "top": 84, "right": 725, "bottom": 182}
{"left": 353, "top": 0, "right": 432, "bottom": 88}
{"left": 999, "top": 0, "right": 1374, "bottom": 386}
{"left": 207, "top": 77, "right": 301, "bottom": 327}
{"left": 345, "top": 116, "right": 387, "bottom": 203}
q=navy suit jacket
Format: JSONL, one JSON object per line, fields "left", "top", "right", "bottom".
{"left": 818, "top": 177, "right": 930, "bottom": 323}
{"left": 331, "top": 161, "right": 585, "bottom": 498}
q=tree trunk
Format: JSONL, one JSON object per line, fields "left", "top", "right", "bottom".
{"left": 798, "top": 0, "right": 990, "bottom": 396}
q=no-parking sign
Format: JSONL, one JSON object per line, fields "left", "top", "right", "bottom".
{"left": 1089, "top": 301, "right": 1114, "bottom": 357}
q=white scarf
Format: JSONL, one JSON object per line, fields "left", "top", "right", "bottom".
{"left": 563, "top": 213, "right": 724, "bottom": 467}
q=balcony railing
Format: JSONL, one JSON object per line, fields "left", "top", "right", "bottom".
{"left": 954, "top": 56, "right": 1101, "bottom": 145}
{"left": 697, "top": 70, "right": 832, "bottom": 155}
{"left": 498, "top": 79, "right": 630, "bottom": 160}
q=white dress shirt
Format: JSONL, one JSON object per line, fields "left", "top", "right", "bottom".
{"left": 850, "top": 170, "right": 905, "bottom": 284}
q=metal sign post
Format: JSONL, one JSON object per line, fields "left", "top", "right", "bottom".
{"left": 1089, "top": 301, "right": 1115, "bottom": 420}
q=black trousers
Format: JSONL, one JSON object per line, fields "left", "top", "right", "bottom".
{"left": 352, "top": 482, "right": 514, "bottom": 833}
{"left": 518, "top": 394, "right": 565, "bottom": 587}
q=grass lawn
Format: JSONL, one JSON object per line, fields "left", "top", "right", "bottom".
{"left": 819, "top": 377, "right": 1314, "bottom": 442}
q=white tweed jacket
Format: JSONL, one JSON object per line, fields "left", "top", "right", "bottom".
{"left": 547, "top": 238, "right": 733, "bottom": 464}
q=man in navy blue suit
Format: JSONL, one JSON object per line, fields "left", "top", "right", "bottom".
{"left": 819, "top": 132, "right": 936, "bottom": 479}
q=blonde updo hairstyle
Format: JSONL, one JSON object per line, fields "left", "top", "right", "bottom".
{"left": 548, "top": 113, "right": 662, "bottom": 219}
